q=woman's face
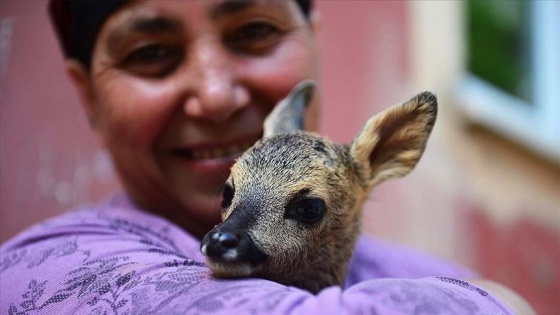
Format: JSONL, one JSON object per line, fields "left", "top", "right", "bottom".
{"left": 79, "top": 0, "right": 319, "bottom": 238}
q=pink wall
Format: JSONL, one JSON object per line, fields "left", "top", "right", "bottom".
{"left": 316, "top": 1, "right": 409, "bottom": 143}
{"left": 0, "top": 1, "right": 120, "bottom": 242}
{"left": 465, "top": 205, "right": 559, "bottom": 315}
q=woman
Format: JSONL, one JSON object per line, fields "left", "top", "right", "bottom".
{"left": 0, "top": 1, "right": 533, "bottom": 314}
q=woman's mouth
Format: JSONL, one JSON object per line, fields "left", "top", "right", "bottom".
{"left": 170, "top": 136, "right": 260, "bottom": 161}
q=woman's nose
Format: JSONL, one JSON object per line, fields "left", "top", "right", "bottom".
{"left": 182, "top": 40, "right": 249, "bottom": 123}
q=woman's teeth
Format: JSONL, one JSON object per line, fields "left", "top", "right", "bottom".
{"left": 181, "top": 141, "right": 255, "bottom": 160}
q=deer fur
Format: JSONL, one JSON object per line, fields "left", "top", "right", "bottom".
{"left": 201, "top": 80, "right": 438, "bottom": 293}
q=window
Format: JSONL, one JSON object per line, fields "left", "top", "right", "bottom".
{"left": 459, "top": 0, "right": 559, "bottom": 162}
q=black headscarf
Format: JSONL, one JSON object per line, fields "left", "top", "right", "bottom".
{"left": 49, "top": 0, "right": 313, "bottom": 68}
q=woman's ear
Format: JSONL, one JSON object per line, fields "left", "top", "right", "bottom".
{"left": 65, "top": 59, "right": 99, "bottom": 129}
{"left": 310, "top": 9, "right": 321, "bottom": 35}
{"left": 303, "top": 9, "right": 321, "bottom": 132}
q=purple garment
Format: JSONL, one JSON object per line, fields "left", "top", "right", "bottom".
{"left": 1, "top": 194, "right": 512, "bottom": 314}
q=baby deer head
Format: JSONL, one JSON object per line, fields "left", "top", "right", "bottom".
{"left": 201, "top": 81, "right": 437, "bottom": 293}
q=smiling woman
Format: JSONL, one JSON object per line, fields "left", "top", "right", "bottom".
{"left": 0, "top": 0, "right": 534, "bottom": 314}
{"left": 64, "top": 0, "right": 320, "bottom": 239}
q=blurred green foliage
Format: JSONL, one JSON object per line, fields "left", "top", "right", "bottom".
{"left": 467, "top": 0, "right": 532, "bottom": 103}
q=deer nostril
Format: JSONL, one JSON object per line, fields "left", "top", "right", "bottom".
{"left": 217, "top": 232, "right": 239, "bottom": 248}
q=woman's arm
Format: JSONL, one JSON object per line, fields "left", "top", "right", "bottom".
{"left": 0, "top": 205, "right": 524, "bottom": 315}
{"left": 470, "top": 279, "right": 536, "bottom": 315}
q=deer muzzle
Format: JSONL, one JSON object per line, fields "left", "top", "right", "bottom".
{"left": 201, "top": 225, "right": 268, "bottom": 278}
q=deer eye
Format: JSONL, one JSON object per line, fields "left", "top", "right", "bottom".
{"left": 221, "top": 184, "right": 234, "bottom": 209}
{"left": 287, "top": 198, "right": 325, "bottom": 224}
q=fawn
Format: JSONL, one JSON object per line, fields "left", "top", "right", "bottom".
{"left": 201, "top": 81, "right": 437, "bottom": 293}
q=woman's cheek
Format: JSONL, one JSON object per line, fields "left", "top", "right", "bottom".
{"left": 97, "top": 80, "right": 177, "bottom": 149}
{"left": 244, "top": 40, "right": 318, "bottom": 102}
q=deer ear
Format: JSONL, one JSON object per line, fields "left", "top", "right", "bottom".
{"left": 264, "top": 80, "right": 316, "bottom": 137}
{"left": 350, "top": 92, "right": 437, "bottom": 187}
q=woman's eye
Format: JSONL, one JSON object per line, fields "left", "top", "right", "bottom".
{"left": 239, "top": 22, "right": 277, "bottom": 41}
{"left": 122, "top": 44, "right": 181, "bottom": 77}
{"left": 129, "top": 45, "right": 170, "bottom": 62}
{"left": 227, "top": 22, "right": 282, "bottom": 54}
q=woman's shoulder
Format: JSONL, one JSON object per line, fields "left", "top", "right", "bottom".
{"left": 345, "top": 235, "right": 475, "bottom": 287}
{"left": 0, "top": 193, "right": 201, "bottom": 259}
{"left": 0, "top": 194, "right": 208, "bottom": 315}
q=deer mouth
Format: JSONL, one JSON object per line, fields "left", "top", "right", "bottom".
{"left": 201, "top": 228, "right": 268, "bottom": 278}
{"left": 202, "top": 245, "right": 268, "bottom": 278}
{"left": 203, "top": 259, "right": 263, "bottom": 278}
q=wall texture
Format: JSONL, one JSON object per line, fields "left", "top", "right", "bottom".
{"left": 0, "top": 1, "right": 121, "bottom": 243}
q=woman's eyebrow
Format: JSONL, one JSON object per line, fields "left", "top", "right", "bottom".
{"left": 209, "top": 0, "right": 257, "bottom": 20}
{"left": 107, "top": 16, "right": 181, "bottom": 48}
{"left": 127, "top": 16, "right": 179, "bottom": 33}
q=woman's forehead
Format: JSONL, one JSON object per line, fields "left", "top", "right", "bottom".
{"left": 110, "top": 0, "right": 298, "bottom": 23}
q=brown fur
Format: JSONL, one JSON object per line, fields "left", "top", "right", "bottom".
{"left": 201, "top": 84, "right": 437, "bottom": 294}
